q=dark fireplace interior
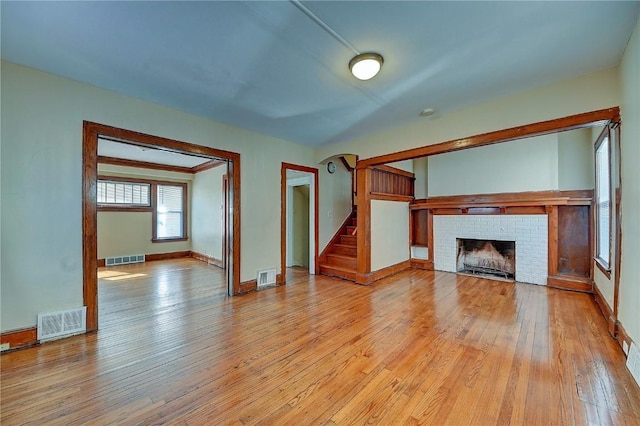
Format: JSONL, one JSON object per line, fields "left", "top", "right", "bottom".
{"left": 456, "top": 238, "right": 515, "bottom": 280}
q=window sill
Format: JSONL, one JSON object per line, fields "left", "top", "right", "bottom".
{"left": 152, "top": 237, "right": 188, "bottom": 243}
{"left": 98, "top": 206, "right": 152, "bottom": 212}
{"left": 594, "top": 258, "right": 611, "bottom": 279}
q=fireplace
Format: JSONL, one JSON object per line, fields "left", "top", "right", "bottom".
{"left": 456, "top": 238, "right": 515, "bottom": 280}
{"left": 433, "top": 215, "right": 548, "bottom": 285}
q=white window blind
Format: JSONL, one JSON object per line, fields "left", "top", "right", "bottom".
{"left": 157, "top": 185, "right": 184, "bottom": 239}
{"left": 595, "top": 135, "right": 610, "bottom": 267}
{"left": 97, "top": 180, "right": 150, "bottom": 206}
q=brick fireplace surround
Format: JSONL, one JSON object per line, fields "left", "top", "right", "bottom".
{"left": 433, "top": 215, "right": 548, "bottom": 285}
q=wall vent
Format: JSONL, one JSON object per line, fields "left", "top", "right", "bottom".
{"left": 257, "top": 269, "right": 276, "bottom": 289}
{"left": 627, "top": 342, "right": 640, "bottom": 387}
{"left": 105, "top": 254, "right": 145, "bottom": 267}
{"left": 37, "top": 307, "right": 86, "bottom": 341}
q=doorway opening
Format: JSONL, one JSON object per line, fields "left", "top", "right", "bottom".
{"left": 83, "top": 121, "right": 241, "bottom": 332}
{"left": 281, "top": 163, "right": 319, "bottom": 281}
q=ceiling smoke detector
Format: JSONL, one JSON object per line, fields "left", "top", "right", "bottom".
{"left": 420, "top": 108, "right": 435, "bottom": 117}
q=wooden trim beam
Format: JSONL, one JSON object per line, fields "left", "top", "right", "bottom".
{"left": 593, "top": 283, "right": 616, "bottom": 338}
{"left": 547, "top": 275, "right": 592, "bottom": 293}
{"left": 616, "top": 322, "right": 633, "bottom": 356}
{"left": 0, "top": 327, "right": 38, "bottom": 351}
{"left": 547, "top": 205, "right": 559, "bottom": 278}
{"left": 191, "top": 159, "right": 226, "bottom": 173}
{"left": 411, "top": 190, "right": 593, "bottom": 210}
{"left": 612, "top": 125, "right": 623, "bottom": 323}
{"left": 371, "top": 164, "right": 415, "bottom": 178}
{"left": 370, "top": 193, "right": 414, "bottom": 202}
{"left": 145, "top": 251, "right": 191, "bottom": 262}
{"left": 83, "top": 122, "right": 99, "bottom": 332}
{"left": 410, "top": 259, "right": 434, "bottom": 270}
{"left": 355, "top": 260, "right": 411, "bottom": 285}
{"left": 357, "top": 107, "right": 620, "bottom": 168}
{"left": 356, "top": 167, "right": 372, "bottom": 276}
{"left": 98, "top": 251, "right": 191, "bottom": 267}
{"left": 98, "top": 155, "right": 193, "bottom": 174}
{"left": 190, "top": 251, "right": 224, "bottom": 268}
{"left": 238, "top": 273, "right": 284, "bottom": 295}
{"left": 426, "top": 210, "right": 434, "bottom": 263}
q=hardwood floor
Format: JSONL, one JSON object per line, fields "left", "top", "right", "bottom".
{"left": 2, "top": 259, "right": 639, "bottom": 425}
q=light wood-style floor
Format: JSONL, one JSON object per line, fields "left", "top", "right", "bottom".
{"left": 2, "top": 258, "right": 639, "bottom": 425}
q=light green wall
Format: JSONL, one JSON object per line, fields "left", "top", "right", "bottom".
{"left": 413, "top": 157, "right": 428, "bottom": 199}
{"left": 557, "top": 127, "right": 594, "bottom": 191}
{"left": 618, "top": 16, "right": 640, "bottom": 346}
{"left": 425, "top": 128, "right": 595, "bottom": 196}
{"left": 0, "top": 61, "right": 315, "bottom": 331}
{"left": 192, "top": 165, "right": 226, "bottom": 261}
{"left": 427, "top": 133, "right": 559, "bottom": 196}
{"left": 292, "top": 185, "right": 310, "bottom": 268}
{"left": 370, "top": 200, "right": 410, "bottom": 271}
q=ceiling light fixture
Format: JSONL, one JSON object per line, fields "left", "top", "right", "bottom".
{"left": 349, "top": 53, "right": 384, "bottom": 81}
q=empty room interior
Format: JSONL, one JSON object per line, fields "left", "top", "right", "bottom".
{"left": 2, "top": 1, "right": 640, "bottom": 424}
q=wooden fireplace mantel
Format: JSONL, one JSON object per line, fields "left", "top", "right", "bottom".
{"left": 410, "top": 189, "right": 594, "bottom": 292}
{"left": 411, "top": 189, "right": 592, "bottom": 215}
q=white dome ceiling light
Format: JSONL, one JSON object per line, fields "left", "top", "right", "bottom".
{"left": 349, "top": 53, "right": 384, "bottom": 81}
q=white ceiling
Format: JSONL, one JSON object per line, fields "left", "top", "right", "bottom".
{"left": 2, "top": 1, "right": 639, "bottom": 148}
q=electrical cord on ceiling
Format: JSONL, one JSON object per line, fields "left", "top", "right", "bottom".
{"left": 289, "top": 0, "right": 361, "bottom": 56}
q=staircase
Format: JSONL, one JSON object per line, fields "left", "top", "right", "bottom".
{"left": 319, "top": 210, "right": 358, "bottom": 281}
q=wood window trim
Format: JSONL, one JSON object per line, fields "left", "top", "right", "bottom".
{"left": 151, "top": 181, "right": 189, "bottom": 242}
{"left": 98, "top": 206, "right": 153, "bottom": 213}
{"left": 594, "top": 127, "right": 612, "bottom": 272}
{"left": 595, "top": 257, "right": 612, "bottom": 279}
{"left": 97, "top": 175, "right": 189, "bottom": 241}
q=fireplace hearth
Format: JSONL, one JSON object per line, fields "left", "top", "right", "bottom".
{"left": 456, "top": 238, "right": 515, "bottom": 280}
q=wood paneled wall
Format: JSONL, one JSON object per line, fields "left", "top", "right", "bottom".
{"left": 370, "top": 165, "right": 414, "bottom": 198}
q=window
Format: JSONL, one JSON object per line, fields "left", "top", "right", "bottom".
{"left": 154, "top": 184, "right": 186, "bottom": 240}
{"left": 595, "top": 129, "right": 611, "bottom": 272}
{"left": 98, "top": 176, "right": 187, "bottom": 242}
{"left": 97, "top": 180, "right": 150, "bottom": 207}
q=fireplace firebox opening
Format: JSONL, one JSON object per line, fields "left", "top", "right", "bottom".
{"left": 456, "top": 238, "right": 515, "bottom": 280}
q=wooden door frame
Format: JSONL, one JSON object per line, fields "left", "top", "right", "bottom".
{"left": 280, "top": 163, "right": 319, "bottom": 281}
{"left": 222, "top": 173, "right": 228, "bottom": 270}
{"left": 82, "top": 121, "right": 241, "bottom": 332}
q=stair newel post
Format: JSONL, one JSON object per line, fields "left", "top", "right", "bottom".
{"left": 356, "top": 166, "right": 372, "bottom": 282}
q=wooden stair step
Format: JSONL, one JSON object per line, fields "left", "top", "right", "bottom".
{"left": 326, "top": 253, "right": 356, "bottom": 269}
{"left": 319, "top": 264, "right": 356, "bottom": 281}
{"left": 346, "top": 226, "right": 357, "bottom": 235}
{"left": 332, "top": 243, "right": 357, "bottom": 256}
{"left": 340, "top": 234, "right": 356, "bottom": 245}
